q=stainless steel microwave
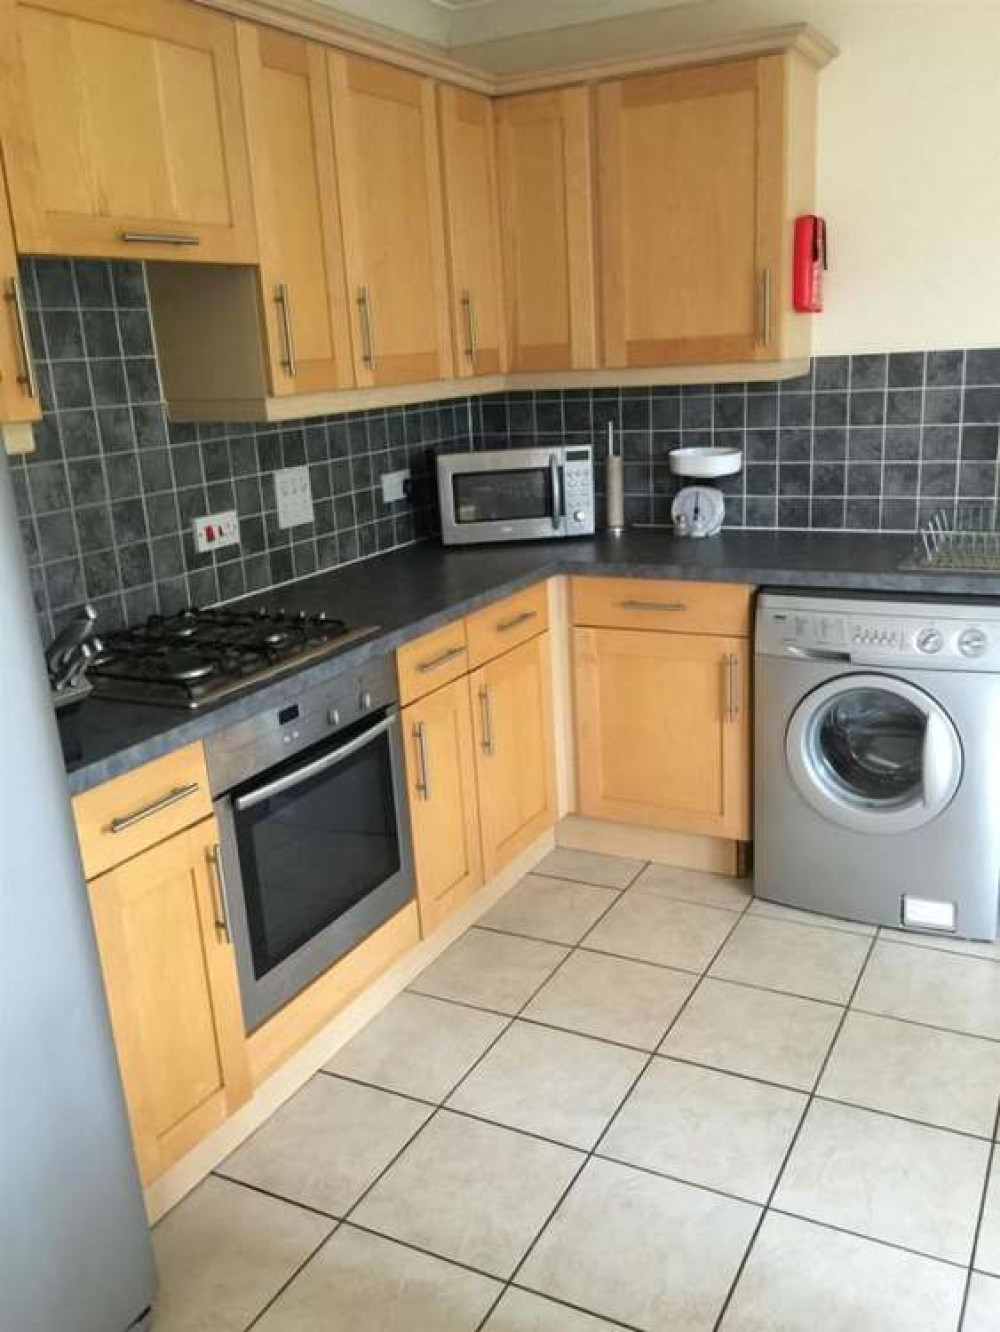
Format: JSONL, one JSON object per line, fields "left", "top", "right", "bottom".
{"left": 437, "top": 445, "right": 595, "bottom": 545}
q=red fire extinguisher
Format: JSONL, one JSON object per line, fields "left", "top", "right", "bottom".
{"left": 793, "top": 215, "right": 827, "bottom": 312}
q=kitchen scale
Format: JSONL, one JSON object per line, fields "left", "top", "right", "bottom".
{"left": 668, "top": 447, "right": 742, "bottom": 538}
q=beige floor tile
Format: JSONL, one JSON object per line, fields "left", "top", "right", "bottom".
{"left": 524, "top": 950, "right": 696, "bottom": 1051}
{"left": 220, "top": 1076, "right": 431, "bottom": 1217}
{"left": 709, "top": 917, "right": 870, "bottom": 1004}
{"left": 254, "top": 1224, "right": 500, "bottom": 1332}
{"left": 976, "top": 1158, "right": 1000, "bottom": 1275}
{"left": 447, "top": 1020, "right": 645, "bottom": 1149}
{"left": 819, "top": 1011, "right": 1000, "bottom": 1136}
{"left": 583, "top": 892, "right": 737, "bottom": 973}
{"left": 325, "top": 992, "right": 507, "bottom": 1103}
{"left": 721, "top": 1212, "right": 966, "bottom": 1332}
{"left": 410, "top": 928, "right": 569, "bottom": 1015}
{"left": 853, "top": 941, "right": 1000, "bottom": 1040}
{"left": 964, "top": 1272, "right": 1000, "bottom": 1332}
{"left": 881, "top": 927, "right": 1000, "bottom": 963}
{"left": 748, "top": 898, "right": 876, "bottom": 936}
{"left": 352, "top": 1109, "right": 583, "bottom": 1278}
{"left": 774, "top": 1100, "right": 990, "bottom": 1264}
{"left": 660, "top": 978, "right": 841, "bottom": 1090}
{"left": 484, "top": 1287, "right": 620, "bottom": 1330}
{"left": 535, "top": 846, "right": 643, "bottom": 890}
{"left": 632, "top": 862, "right": 751, "bottom": 912}
{"left": 481, "top": 875, "right": 619, "bottom": 945}
{"left": 152, "top": 1176, "right": 333, "bottom": 1332}
{"left": 600, "top": 1058, "right": 805, "bottom": 1203}
{"left": 519, "top": 1157, "right": 759, "bottom": 1330}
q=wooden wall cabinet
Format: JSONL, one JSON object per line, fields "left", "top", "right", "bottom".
{"left": 597, "top": 53, "right": 816, "bottom": 367}
{"left": 6, "top": 0, "right": 257, "bottom": 264}
{"left": 87, "top": 817, "right": 250, "bottom": 1185}
{"left": 437, "top": 86, "right": 507, "bottom": 378}
{"left": 0, "top": 159, "right": 40, "bottom": 430}
{"left": 403, "top": 675, "right": 484, "bottom": 935}
{"left": 471, "top": 632, "right": 557, "bottom": 878}
{"left": 329, "top": 53, "right": 454, "bottom": 387}
{"left": 572, "top": 578, "right": 752, "bottom": 841}
{"left": 495, "top": 87, "right": 597, "bottom": 373}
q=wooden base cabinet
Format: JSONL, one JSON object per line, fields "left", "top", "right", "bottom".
{"left": 403, "top": 675, "right": 483, "bottom": 935}
{"left": 87, "top": 817, "right": 250, "bottom": 1185}
{"left": 472, "top": 632, "right": 557, "bottom": 877}
{"left": 574, "top": 627, "right": 750, "bottom": 840}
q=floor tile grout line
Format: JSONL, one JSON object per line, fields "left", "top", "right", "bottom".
{"left": 241, "top": 1222, "right": 340, "bottom": 1331}
{"left": 957, "top": 1099, "right": 1000, "bottom": 1328}
{"left": 764, "top": 1205, "right": 976, "bottom": 1274}
{"left": 711, "top": 928, "right": 881, "bottom": 1330}
{"left": 506, "top": 1280, "right": 645, "bottom": 1332}
{"left": 874, "top": 929, "right": 1000, "bottom": 966}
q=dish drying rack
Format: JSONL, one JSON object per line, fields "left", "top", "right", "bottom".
{"left": 904, "top": 503, "right": 1000, "bottom": 574}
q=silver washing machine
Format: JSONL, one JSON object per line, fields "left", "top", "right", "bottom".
{"left": 755, "top": 592, "right": 1000, "bottom": 939}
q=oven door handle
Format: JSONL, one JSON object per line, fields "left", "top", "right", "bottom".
{"left": 234, "top": 714, "right": 396, "bottom": 811}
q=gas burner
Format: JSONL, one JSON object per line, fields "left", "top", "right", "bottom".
{"left": 89, "top": 605, "right": 378, "bottom": 710}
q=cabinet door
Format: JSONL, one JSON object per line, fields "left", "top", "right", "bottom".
{"left": 238, "top": 27, "right": 354, "bottom": 395}
{"left": 87, "top": 818, "right": 250, "bottom": 1184}
{"left": 328, "top": 53, "right": 454, "bottom": 387}
{"left": 574, "top": 627, "right": 750, "bottom": 839}
{"left": 6, "top": 0, "right": 256, "bottom": 263}
{"left": 404, "top": 676, "right": 483, "bottom": 935}
{"left": 0, "top": 163, "right": 40, "bottom": 426}
{"left": 598, "top": 58, "right": 783, "bottom": 366}
{"left": 495, "top": 87, "right": 597, "bottom": 372}
{"left": 471, "top": 633, "right": 557, "bottom": 877}
{"left": 437, "top": 86, "right": 506, "bottom": 379}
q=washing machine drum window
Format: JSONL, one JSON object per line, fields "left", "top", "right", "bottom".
{"left": 786, "top": 674, "right": 964, "bottom": 834}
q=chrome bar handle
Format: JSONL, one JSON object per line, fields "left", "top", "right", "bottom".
{"left": 108, "top": 782, "right": 200, "bottom": 833}
{"left": 758, "top": 269, "right": 772, "bottom": 348}
{"left": 5, "top": 277, "right": 38, "bottom": 399}
{"left": 274, "top": 282, "right": 297, "bottom": 377}
{"left": 479, "top": 686, "right": 494, "bottom": 756}
{"left": 724, "top": 653, "right": 741, "bottom": 722}
{"left": 120, "top": 231, "right": 200, "bottom": 247}
{"left": 357, "top": 285, "right": 377, "bottom": 369}
{"left": 413, "top": 721, "right": 431, "bottom": 800}
{"left": 460, "top": 289, "right": 478, "bottom": 361}
{"left": 619, "top": 600, "right": 686, "bottom": 613}
{"left": 496, "top": 610, "right": 538, "bottom": 633}
{"left": 416, "top": 645, "right": 466, "bottom": 674}
{"left": 236, "top": 714, "right": 395, "bottom": 810}
{"left": 550, "top": 455, "right": 563, "bottom": 531}
{"left": 208, "top": 842, "right": 232, "bottom": 943}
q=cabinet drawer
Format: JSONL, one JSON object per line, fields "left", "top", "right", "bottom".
{"left": 570, "top": 577, "right": 753, "bottom": 638}
{"left": 73, "top": 743, "right": 213, "bottom": 880}
{"left": 397, "top": 619, "right": 470, "bottom": 705}
{"left": 466, "top": 582, "right": 549, "bottom": 669}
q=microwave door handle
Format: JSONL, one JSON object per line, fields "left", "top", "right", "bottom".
{"left": 550, "top": 455, "right": 563, "bottom": 531}
{"left": 234, "top": 714, "right": 396, "bottom": 811}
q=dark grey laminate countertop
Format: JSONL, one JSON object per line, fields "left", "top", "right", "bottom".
{"left": 61, "top": 530, "right": 1000, "bottom": 795}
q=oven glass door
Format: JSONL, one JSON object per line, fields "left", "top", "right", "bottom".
{"left": 224, "top": 712, "right": 413, "bottom": 1029}
{"left": 452, "top": 466, "right": 554, "bottom": 525}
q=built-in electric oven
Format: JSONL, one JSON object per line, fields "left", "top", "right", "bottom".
{"left": 437, "top": 444, "right": 595, "bottom": 545}
{"left": 206, "top": 655, "right": 414, "bottom": 1032}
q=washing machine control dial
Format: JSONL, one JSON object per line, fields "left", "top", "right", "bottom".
{"left": 916, "top": 627, "right": 944, "bottom": 654}
{"left": 958, "top": 627, "right": 988, "bottom": 658}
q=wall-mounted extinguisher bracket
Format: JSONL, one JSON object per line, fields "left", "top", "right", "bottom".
{"left": 794, "top": 215, "right": 827, "bottom": 312}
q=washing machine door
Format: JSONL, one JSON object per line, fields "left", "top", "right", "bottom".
{"left": 785, "top": 673, "right": 963, "bottom": 834}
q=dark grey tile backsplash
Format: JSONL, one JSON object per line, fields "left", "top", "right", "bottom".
{"left": 10, "top": 255, "right": 999, "bottom": 641}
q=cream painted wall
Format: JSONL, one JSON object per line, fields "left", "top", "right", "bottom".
{"left": 455, "top": 0, "right": 1000, "bottom": 355}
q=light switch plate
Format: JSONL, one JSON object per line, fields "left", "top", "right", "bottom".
{"left": 380, "top": 468, "right": 410, "bottom": 504}
{"left": 275, "top": 465, "right": 314, "bottom": 529}
{"left": 193, "top": 510, "right": 240, "bottom": 554}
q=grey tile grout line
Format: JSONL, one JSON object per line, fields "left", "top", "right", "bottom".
{"left": 471, "top": 888, "right": 756, "bottom": 1332}
{"left": 710, "top": 927, "right": 883, "bottom": 1329}
{"left": 956, "top": 1098, "right": 1000, "bottom": 1329}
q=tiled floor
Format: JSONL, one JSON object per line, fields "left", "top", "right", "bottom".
{"left": 153, "top": 844, "right": 1000, "bottom": 1331}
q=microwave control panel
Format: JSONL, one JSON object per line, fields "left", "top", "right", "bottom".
{"left": 564, "top": 447, "right": 595, "bottom": 533}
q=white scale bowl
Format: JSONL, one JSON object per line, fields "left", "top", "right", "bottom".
{"left": 668, "top": 447, "right": 743, "bottom": 479}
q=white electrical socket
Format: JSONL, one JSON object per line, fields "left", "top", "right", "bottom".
{"left": 193, "top": 510, "right": 240, "bottom": 554}
{"left": 381, "top": 468, "right": 410, "bottom": 504}
{"left": 275, "top": 465, "right": 314, "bottom": 529}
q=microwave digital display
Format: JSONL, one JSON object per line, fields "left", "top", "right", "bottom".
{"left": 452, "top": 468, "right": 552, "bottom": 525}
